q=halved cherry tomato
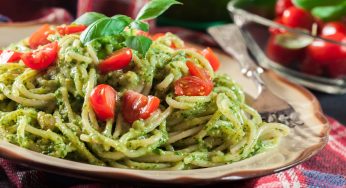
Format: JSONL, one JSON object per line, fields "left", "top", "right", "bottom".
{"left": 200, "top": 47, "right": 221, "bottom": 71}
{"left": 135, "top": 30, "right": 150, "bottom": 37}
{"left": 321, "top": 22, "right": 346, "bottom": 36}
{"left": 21, "top": 41, "right": 58, "bottom": 70}
{"left": 56, "top": 24, "right": 87, "bottom": 35}
{"left": 90, "top": 84, "right": 117, "bottom": 121}
{"left": 282, "top": 7, "right": 315, "bottom": 30}
{"left": 186, "top": 61, "right": 211, "bottom": 81}
{"left": 151, "top": 33, "right": 165, "bottom": 40}
{"left": 29, "top": 24, "right": 55, "bottom": 49}
{"left": 174, "top": 76, "right": 213, "bottom": 96}
{"left": 266, "top": 35, "right": 304, "bottom": 66}
{"left": 122, "top": 90, "right": 160, "bottom": 123}
{"left": 275, "top": 0, "right": 294, "bottom": 16}
{"left": 0, "top": 50, "right": 22, "bottom": 63}
{"left": 98, "top": 48, "right": 132, "bottom": 73}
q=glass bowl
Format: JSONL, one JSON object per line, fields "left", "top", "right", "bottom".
{"left": 227, "top": 0, "right": 346, "bottom": 94}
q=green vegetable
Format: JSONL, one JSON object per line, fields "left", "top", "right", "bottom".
{"left": 311, "top": 2, "right": 346, "bottom": 22}
{"left": 80, "top": 16, "right": 132, "bottom": 44}
{"left": 136, "top": 0, "right": 182, "bottom": 20}
{"left": 130, "top": 20, "right": 149, "bottom": 32}
{"left": 73, "top": 12, "right": 106, "bottom": 26}
{"left": 125, "top": 36, "right": 153, "bottom": 56}
{"left": 78, "top": 0, "right": 181, "bottom": 55}
{"left": 292, "top": 0, "right": 341, "bottom": 10}
{"left": 293, "top": 0, "right": 346, "bottom": 21}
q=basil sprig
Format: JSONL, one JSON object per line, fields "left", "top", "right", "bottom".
{"left": 293, "top": 0, "right": 346, "bottom": 21}
{"left": 78, "top": 0, "right": 181, "bottom": 55}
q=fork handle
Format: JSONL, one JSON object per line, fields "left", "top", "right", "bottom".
{"left": 225, "top": 25, "right": 265, "bottom": 95}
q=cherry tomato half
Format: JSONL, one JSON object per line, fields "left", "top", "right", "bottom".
{"left": 29, "top": 24, "right": 55, "bottom": 49}
{"left": 90, "top": 84, "right": 117, "bottom": 121}
{"left": 57, "top": 24, "right": 87, "bottom": 35}
{"left": 122, "top": 90, "right": 160, "bottom": 123}
{"left": 200, "top": 47, "right": 221, "bottom": 71}
{"left": 0, "top": 50, "right": 22, "bottom": 64}
{"left": 321, "top": 22, "right": 346, "bottom": 36}
{"left": 275, "top": 0, "right": 294, "bottom": 16}
{"left": 186, "top": 61, "right": 212, "bottom": 81}
{"left": 174, "top": 76, "right": 213, "bottom": 96}
{"left": 282, "top": 7, "right": 315, "bottom": 30}
{"left": 21, "top": 41, "right": 58, "bottom": 70}
{"left": 98, "top": 48, "right": 132, "bottom": 73}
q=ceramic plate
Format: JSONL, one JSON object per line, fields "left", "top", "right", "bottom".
{"left": 0, "top": 26, "right": 329, "bottom": 184}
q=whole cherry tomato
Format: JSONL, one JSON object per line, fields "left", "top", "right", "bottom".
{"left": 275, "top": 0, "right": 294, "bottom": 16}
{"left": 321, "top": 22, "right": 346, "bottom": 36}
{"left": 90, "top": 84, "right": 117, "bottom": 121}
{"left": 21, "top": 42, "right": 58, "bottom": 70}
{"left": 300, "top": 56, "right": 323, "bottom": 76}
{"left": 307, "top": 33, "right": 346, "bottom": 66}
{"left": 282, "top": 7, "right": 315, "bottom": 30}
{"left": 122, "top": 90, "right": 160, "bottom": 123}
{"left": 98, "top": 48, "right": 132, "bottom": 73}
{"left": 266, "top": 35, "right": 304, "bottom": 66}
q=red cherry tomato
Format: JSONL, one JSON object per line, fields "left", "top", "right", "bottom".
{"left": 300, "top": 56, "right": 323, "bottom": 76}
{"left": 98, "top": 48, "right": 132, "bottom": 73}
{"left": 321, "top": 22, "right": 346, "bottom": 36}
{"left": 29, "top": 24, "right": 55, "bottom": 49}
{"left": 282, "top": 7, "right": 315, "bottom": 30}
{"left": 174, "top": 76, "right": 213, "bottom": 96}
{"left": 122, "top": 90, "right": 160, "bottom": 123}
{"left": 151, "top": 33, "right": 165, "bottom": 40}
{"left": 275, "top": 0, "right": 294, "bottom": 16}
{"left": 307, "top": 33, "right": 346, "bottom": 66}
{"left": 90, "top": 84, "right": 117, "bottom": 121}
{"left": 269, "top": 18, "right": 287, "bottom": 35}
{"left": 135, "top": 30, "right": 150, "bottom": 37}
{"left": 327, "top": 59, "right": 346, "bottom": 78}
{"left": 266, "top": 35, "right": 304, "bottom": 66}
{"left": 21, "top": 42, "right": 58, "bottom": 70}
{"left": 186, "top": 61, "right": 212, "bottom": 82}
{"left": 200, "top": 47, "right": 221, "bottom": 71}
{"left": 56, "top": 24, "right": 87, "bottom": 35}
{"left": 0, "top": 50, "right": 22, "bottom": 63}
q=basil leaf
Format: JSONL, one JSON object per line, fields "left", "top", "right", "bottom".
{"left": 292, "top": 0, "right": 341, "bottom": 10}
{"left": 311, "top": 3, "right": 346, "bottom": 21}
{"left": 126, "top": 36, "right": 152, "bottom": 55}
{"left": 275, "top": 33, "right": 314, "bottom": 49}
{"left": 130, "top": 20, "right": 149, "bottom": 32}
{"left": 73, "top": 12, "right": 106, "bottom": 26}
{"left": 80, "top": 15, "right": 132, "bottom": 44}
{"left": 136, "top": 0, "right": 182, "bottom": 21}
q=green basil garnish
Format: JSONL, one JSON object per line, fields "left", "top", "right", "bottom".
{"left": 74, "top": 12, "right": 106, "bottom": 26}
{"left": 126, "top": 36, "right": 153, "bottom": 55}
{"left": 136, "top": 0, "right": 182, "bottom": 21}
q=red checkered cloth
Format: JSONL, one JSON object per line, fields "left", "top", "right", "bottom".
{"left": 0, "top": 117, "right": 345, "bottom": 188}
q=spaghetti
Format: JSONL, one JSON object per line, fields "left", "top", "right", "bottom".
{"left": 0, "top": 25, "right": 289, "bottom": 170}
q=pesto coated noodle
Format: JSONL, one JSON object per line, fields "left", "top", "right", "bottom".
{"left": 0, "top": 25, "right": 289, "bottom": 170}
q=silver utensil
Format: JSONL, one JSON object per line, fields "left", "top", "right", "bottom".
{"left": 208, "top": 24, "right": 303, "bottom": 127}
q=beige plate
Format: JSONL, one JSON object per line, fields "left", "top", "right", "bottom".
{"left": 0, "top": 25, "right": 329, "bottom": 184}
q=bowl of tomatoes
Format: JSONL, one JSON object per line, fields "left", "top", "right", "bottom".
{"left": 228, "top": 0, "right": 346, "bottom": 94}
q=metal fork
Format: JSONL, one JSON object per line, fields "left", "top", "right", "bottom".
{"left": 208, "top": 24, "right": 303, "bottom": 127}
